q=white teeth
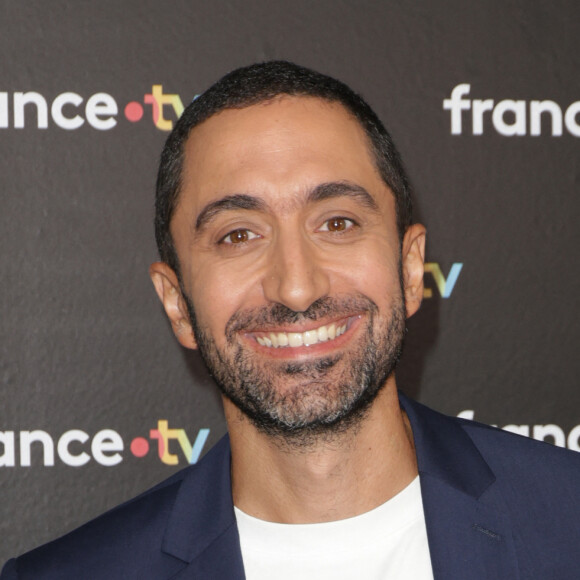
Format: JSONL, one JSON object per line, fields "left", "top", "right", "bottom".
{"left": 255, "top": 319, "right": 351, "bottom": 348}
{"left": 328, "top": 323, "right": 336, "bottom": 340}
{"left": 303, "top": 330, "right": 319, "bottom": 346}
{"left": 288, "top": 332, "right": 303, "bottom": 347}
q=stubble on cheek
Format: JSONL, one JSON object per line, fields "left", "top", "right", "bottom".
{"left": 184, "top": 292, "right": 406, "bottom": 445}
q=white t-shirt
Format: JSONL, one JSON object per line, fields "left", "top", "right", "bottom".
{"left": 234, "top": 476, "right": 434, "bottom": 579}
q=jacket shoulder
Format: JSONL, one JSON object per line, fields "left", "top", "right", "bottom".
{"left": 2, "top": 436, "right": 231, "bottom": 580}
{"left": 401, "top": 392, "right": 580, "bottom": 508}
{"left": 459, "top": 416, "right": 580, "bottom": 478}
{"left": 4, "top": 471, "right": 186, "bottom": 579}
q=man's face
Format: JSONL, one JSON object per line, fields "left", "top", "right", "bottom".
{"left": 153, "top": 96, "right": 425, "bottom": 439}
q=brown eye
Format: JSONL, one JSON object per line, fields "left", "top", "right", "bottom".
{"left": 320, "top": 217, "right": 355, "bottom": 233}
{"left": 222, "top": 229, "right": 259, "bottom": 244}
{"left": 231, "top": 229, "right": 248, "bottom": 243}
{"left": 327, "top": 218, "right": 347, "bottom": 231}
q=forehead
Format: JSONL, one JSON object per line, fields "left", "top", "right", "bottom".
{"left": 178, "top": 96, "right": 391, "bottom": 216}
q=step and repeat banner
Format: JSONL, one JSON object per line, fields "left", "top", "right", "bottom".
{"left": 1, "top": 0, "right": 578, "bottom": 563}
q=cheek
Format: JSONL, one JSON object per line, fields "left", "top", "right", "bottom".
{"left": 188, "top": 259, "right": 266, "bottom": 332}
{"left": 355, "top": 265, "right": 401, "bottom": 307}
{"left": 328, "top": 239, "right": 401, "bottom": 301}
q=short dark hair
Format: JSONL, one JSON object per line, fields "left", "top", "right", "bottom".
{"left": 155, "top": 61, "right": 413, "bottom": 273}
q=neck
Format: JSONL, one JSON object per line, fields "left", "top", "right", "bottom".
{"left": 225, "top": 378, "right": 418, "bottom": 524}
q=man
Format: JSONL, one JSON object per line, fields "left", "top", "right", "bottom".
{"left": 2, "top": 61, "right": 580, "bottom": 579}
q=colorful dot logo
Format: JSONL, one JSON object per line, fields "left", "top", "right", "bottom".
{"left": 130, "top": 436, "right": 149, "bottom": 457}
{"left": 122, "top": 85, "right": 185, "bottom": 130}
{"left": 0, "top": 85, "right": 189, "bottom": 132}
{"left": 128, "top": 421, "right": 210, "bottom": 465}
{"left": 124, "top": 102, "right": 144, "bottom": 122}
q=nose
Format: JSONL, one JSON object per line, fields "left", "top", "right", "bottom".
{"left": 262, "top": 234, "right": 330, "bottom": 313}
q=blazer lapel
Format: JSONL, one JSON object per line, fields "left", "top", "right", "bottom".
{"left": 161, "top": 435, "right": 246, "bottom": 579}
{"left": 158, "top": 396, "right": 522, "bottom": 579}
{"left": 400, "top": 394, "right": 520, "bottom": 580}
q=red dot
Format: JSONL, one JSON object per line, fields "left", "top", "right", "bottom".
{"left": 130, "top": 437, "right": 149, "bottom": 457}
{"left": 124, "top": 101, "right": 144, "bottom": 122}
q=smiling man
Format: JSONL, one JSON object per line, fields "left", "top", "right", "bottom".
{"left": 3, "top": 62, "right": 580, "bottom": 579}
{"left": 151, "top": 93, "right": 423, "bottom": 448}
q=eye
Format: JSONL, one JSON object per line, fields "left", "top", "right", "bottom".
{"left": 319, "top": 217, "right": 355, "bottom": 233}
{"left": 221, "top": 228, "right": 260, "bottom": 245}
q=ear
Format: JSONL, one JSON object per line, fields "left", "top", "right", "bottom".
{"left": 401, "top": 224, "right": 426, "bottom": 318}
{"left": 149, "top": 262, "right": 198, "bottom": 350}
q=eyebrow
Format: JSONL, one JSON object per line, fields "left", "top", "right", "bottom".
{"left": 195, "top": 194, "right": 268, "bottom": 231}
{"left": 307, "top": 181, "right": 380, "bottom": 211}
{"left": 193, "top": 180, "right": 380, "bottom": 232}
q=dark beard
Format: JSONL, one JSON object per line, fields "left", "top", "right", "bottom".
{"left": 183, "top": 293, "right": 406, "bottom": 447}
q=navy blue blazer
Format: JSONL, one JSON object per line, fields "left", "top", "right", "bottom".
{"left": 3, "top": 393, "right": 580, "bottom": 579}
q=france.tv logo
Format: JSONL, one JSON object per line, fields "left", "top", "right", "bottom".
{"left": 0, "top": 85, "right": 187, "bottom": 131}
{"left": 0, "top": 421, "right": 210, "bottom": 468}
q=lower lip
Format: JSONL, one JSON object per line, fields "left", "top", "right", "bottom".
{"left": 243, "top": 315, "right": 363, "bottom": 359}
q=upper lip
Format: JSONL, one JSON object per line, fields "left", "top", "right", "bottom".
{"left": 243, "top": 314, "right": 362, "bottom": 336}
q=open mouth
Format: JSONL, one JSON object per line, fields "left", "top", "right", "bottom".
{"left": 250, "top": 315, "right": 361, "bottom": 349}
